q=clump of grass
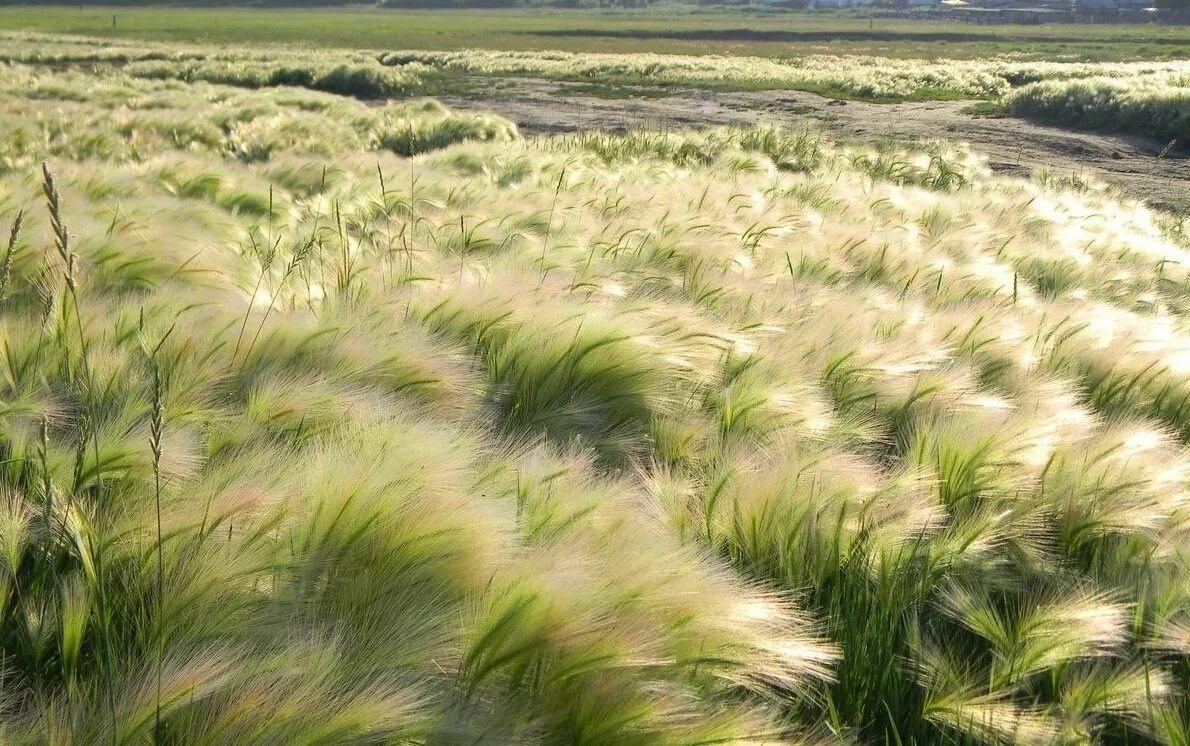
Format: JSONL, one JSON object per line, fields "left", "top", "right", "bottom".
{"left": 127, "top": 57, "right": 422, "bottom": 100}
{"left": 1008, "top": 73, "right": 1190, "bottom": 144}
{"left": 374, "top": 101, "right": 519, "bottom": 157}
{"left": 559, "top": 130, "right": 715, "bottom": 167}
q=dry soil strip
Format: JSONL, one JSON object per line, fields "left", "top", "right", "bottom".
{"left": 442, "top": 76, "right": 1190, "bottom": 213}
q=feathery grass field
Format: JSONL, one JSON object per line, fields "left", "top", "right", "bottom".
{"left": 0, "top": 36, "right": 1188, "bottom": 745}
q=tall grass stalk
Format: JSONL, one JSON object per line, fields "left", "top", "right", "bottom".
{"left": 0, "top": 210, "right": 23, "bottom": 303}
{"left": 143, "top": 316, "right": 173, "bottom": 742}
{"left": 42, "top": 161, "right": 119, "bottom": 743}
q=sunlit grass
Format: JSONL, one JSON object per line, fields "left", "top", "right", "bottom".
{"left": 1009, "top": 73, "right": 1190, "bottom": 143}
{"left": 0, "top": 38, "right": 1187, "bottom": 744}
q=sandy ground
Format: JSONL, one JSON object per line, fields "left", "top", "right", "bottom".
{"left": 442, "top": 77, "right": 1190, "bottom": 213}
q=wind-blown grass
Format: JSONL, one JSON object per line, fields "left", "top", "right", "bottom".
{"left": 0, "top": 64, "right": 516, "bottom": 169}
{"left": 4, "top": 28, "right": 1190, "bottom": 145}
{"left": 127, "top": 58, "right": 424, "bottom": 99}
{"left": 0, "top": 39, "right": 1188, "bottom": 745}
{"left": 383, "top": 48, "right": 1190, "bottom": 103}
{"left": 4, "top": 29, "right": 1190, "bottom": 106}
{"left": 1008, "top": 73, "right": 1190, "bottom": 144}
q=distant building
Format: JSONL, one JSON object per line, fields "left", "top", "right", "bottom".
{"left": 1000, "top": 6, "right": 1067, "bottom": 20}
{"left": 1075, "top": 0, "right": 1150, "bottom": 9}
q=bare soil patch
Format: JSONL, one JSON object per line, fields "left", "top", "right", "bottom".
{"left": 442, "top": 77, "right": 1190, "bottom": 212}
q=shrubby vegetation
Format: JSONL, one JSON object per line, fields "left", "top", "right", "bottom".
{"left": 0, "top": 38, "right": 1189, "bottom": 745}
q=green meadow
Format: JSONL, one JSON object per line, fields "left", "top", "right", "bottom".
{"left": 0, "top": 6, "right": 1187, "bottom": 60}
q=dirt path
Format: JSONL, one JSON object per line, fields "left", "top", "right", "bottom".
{"left": 441, "top": 77, "right": 1190, "bottom": 213}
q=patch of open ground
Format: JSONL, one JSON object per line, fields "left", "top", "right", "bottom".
{"left": 444, "top": 76, "right": 1190, "bottom": 212}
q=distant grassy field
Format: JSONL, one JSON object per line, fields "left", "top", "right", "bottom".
{"left": 2, "top": 26, "right": 1186, "bottom": 133}
{"left": 0, "top": 6, "right": 1188, "bottom": 61}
